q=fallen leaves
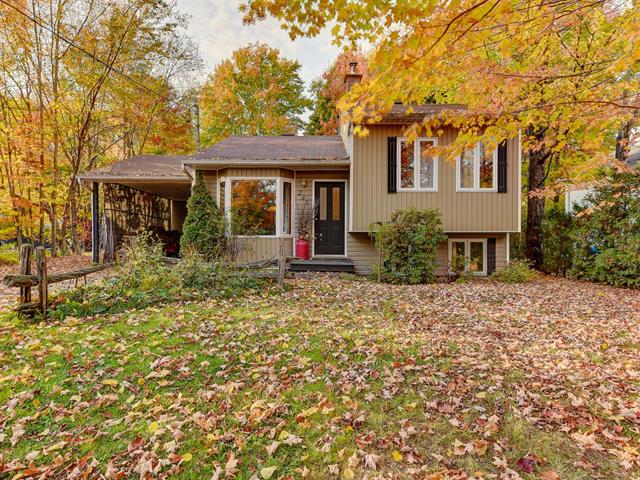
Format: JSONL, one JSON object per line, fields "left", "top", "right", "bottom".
{"left": 1, "top": 275, "right": 639, "bottom": 479}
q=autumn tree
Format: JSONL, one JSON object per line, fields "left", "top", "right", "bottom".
{"left": 242, "top": 1, "right": 640, "bottom": 269}
{"left": 0, "top": 0, "right": 200, "bottom": 253}
{"left": 199, "top": 43, "right": 310, "bottom": 146}
{"left": 306, "top": 51, "right": 368, "bottom": 135}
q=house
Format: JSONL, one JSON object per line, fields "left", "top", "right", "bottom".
{"left": 565, "top": 149, "right": 639, "bottom": 213}
{"left": 80, "top": 66, "right": 522, "bottom": 276}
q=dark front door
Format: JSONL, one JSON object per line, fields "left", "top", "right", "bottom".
{"left": 314, "top": 182, "right": 345, "bottom": 255}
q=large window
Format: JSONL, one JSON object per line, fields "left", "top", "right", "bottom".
{"left": 398, "top": 138, "right": 438, "bottom": 191}
{"left": 230, "top": 179, "right": 277, "bottom": 235}
{"left": 457, "top": 142, "right": 496, "bottom": 191}
{"left": 282, "top": 180, "right": 292, "bottom": 235}
{"left": 449, "top": 239, "right": 487, "bottom": 275}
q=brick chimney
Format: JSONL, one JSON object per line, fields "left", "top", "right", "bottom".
{"left": 344, "top": 61, "right": 363, "bottom": 92}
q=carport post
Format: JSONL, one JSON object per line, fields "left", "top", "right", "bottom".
{"left": 91, "top": 181, "right": 100, "bottom": 263}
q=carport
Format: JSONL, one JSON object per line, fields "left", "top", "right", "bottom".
{"left": 78, "top": 154, "right": 192, "bottom": 262}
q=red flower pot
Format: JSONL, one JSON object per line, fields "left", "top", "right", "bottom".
{"left": 295, "top": 239, "right": 310, "bottom": 260}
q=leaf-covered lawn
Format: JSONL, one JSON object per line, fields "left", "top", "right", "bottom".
{"left": 1, "top": 276, "right": 639, "bottom": 479}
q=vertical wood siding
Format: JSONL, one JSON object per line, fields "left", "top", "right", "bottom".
{"left": 352, "top": 125, "right": 520, "bottom": 232}
{"left": 235, "top": 237, "right": 293, "bottom": 262}
{"left": 170, "top": 200, "right": 187, "bottom": 231}
{"left": 201, "top": 171, "right": 218, "bottom": 200}
{"left": 294, "top": 171, "right": 349, "bottom": 224}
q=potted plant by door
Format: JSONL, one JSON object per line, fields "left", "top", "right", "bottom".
{"left": 295, "top": 206, "right": 314, "bottom": 260}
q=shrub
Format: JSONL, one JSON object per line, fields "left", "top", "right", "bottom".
{"left": 180, "top": 172, "right": 226, "bottom": 260}
{"left": 370, "top": 207, "right": 446, "bottom": 284}
{"left": 541, "top": 204, "right": 574, "bottom": 276}
{"left": 491, "top": 259, "right": 538, "bottom": 283}
{"left": 51, "top": 234, "right": 268, "bottom": 320}
{"left": 571, "top": 170, "right": 640, "bottom": 288}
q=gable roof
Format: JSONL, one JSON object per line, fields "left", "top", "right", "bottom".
{"left": 189, "top": 135, "right": 349, "bottom": 165}
{"left": 78, "top": 154, "right": 190, "bottom": 182}
{"left": 363, "top": 104, "right": 467, "bottom": 124}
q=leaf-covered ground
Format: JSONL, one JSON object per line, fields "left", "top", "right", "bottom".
{"left": 0, "top": 254, "right": 112, "bottom": 312}
{"left": 1, "top": 275, "right": 639, "bottom": 480}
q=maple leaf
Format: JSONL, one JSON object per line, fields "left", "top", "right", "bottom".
{"left": 516, "top": 455, "right": 536, "bottom": 473}
{"left": 225, "top": 453, "right": 239, "bottom": 478}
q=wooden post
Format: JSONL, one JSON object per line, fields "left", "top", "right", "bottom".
{"left": 277, "top": 238, "right": 286, "bottom": 287}
{"left": 36, "top": 247, "right": 48, "bottom": 317}
{"left": 19, "top": 244, "right": 33, "bottom": 305}
{"left": 377, "top": 234, "right": 383, "bottom": 283}
{"left": 91, "top": 181, "right": 100, "bottom": 263}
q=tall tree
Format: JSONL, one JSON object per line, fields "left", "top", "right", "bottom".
{"left": 242, "top": 0, "right": 640, "bottom": 269}
{"left": 199, "top": 43, "right": 310, "bottom": 146}
{"left": 0, "top": 0, "right": 200, "bottom": 253}
{"left": 306, "top": 51, "right": 368, "bottom": 135}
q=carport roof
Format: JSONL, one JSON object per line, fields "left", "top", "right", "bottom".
{"left": 78, "top": 154, "right": 190, "bottom": 182}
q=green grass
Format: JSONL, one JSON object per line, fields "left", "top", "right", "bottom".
{"left": 0, "top": 248, "right": 19, "bottom": 265}
{"left": 0, "top": 277, "right": 635, "bottom": 479}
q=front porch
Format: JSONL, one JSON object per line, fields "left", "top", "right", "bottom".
{"left": 289, "top": 257, "right": 355, "bottom": 273}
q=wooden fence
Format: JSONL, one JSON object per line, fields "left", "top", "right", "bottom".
{"left": 3, "top": 244, "right": 110, "bottom": 317}
{"left": 4, "top": 241, "right": 290, "bottom": 318}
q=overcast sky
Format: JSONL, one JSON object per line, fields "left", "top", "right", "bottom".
{"left": 175, "top": 0, "right": 341, "bottom": 94}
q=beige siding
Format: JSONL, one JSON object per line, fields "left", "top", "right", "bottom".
{"left": 351, "top": 125, "right": 520, "bottom": 232}
{"left": 235, "top": 237, "right": 293, "bottom": 262}
{"left": 170, "top": 200, "right": 187, "bottom": 231}
{"left": 348, "top": 232, "right": 507, "bottom": 276}
{"left": 347, "top": 232, "right": 378, "bottom": 275}
{"left": 223, "top": 167, "right": 282, "bottom": 178}
{"left": 201, "top": 171, "right": 218, "bottom": 200}
{"left": 294, "top": 170, "right": 349, "bottom": 217}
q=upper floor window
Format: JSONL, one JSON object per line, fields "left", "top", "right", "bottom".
{"left": 457, "top": 142, "right": 497, "bottom": 191}
{"left": 398, "top": 138, "right": 438, "bottom": 191}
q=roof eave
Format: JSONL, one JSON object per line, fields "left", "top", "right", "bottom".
{"left": 77, "top": 175, "right": 190, "bottom": 183}
{"left": 183, "top": 158, "right": 351, "bottom": 168}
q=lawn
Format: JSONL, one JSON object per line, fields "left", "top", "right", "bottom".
{"left": 0, "top": 275, "right": 639, "bottom": 479}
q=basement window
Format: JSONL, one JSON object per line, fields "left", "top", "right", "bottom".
{"left": 449, "top": 238, "right": 487, "bottom": 275}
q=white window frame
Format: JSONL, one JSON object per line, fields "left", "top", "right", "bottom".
{"left": 281, "top": 178, "right": 294, "bottom": 238}
{"left": 456, "top": 142, "right": 498, "bottom": 192}
{"left": 448, "top": 238, "right": 488, "bottom": 276}
{"left": 397, "top": 137, "right": 439, "bottom": 192}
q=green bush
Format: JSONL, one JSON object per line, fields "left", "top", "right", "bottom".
{"left": 571, "top": 171, "right": 640, "bottom": 288}
{"left": 51, "top": 234, "right": 268, "bottom": 320}
{"left": 542, "top": 204, "right": 574, "bottom": 276}
{"left": 180, "top": 172, "right": 226, "bottom": 261}
{"left": 370, "top": 207, "right": 446, "bottom": 284}
{"left": 491, "top": 259, "right": 538, "bottom": 283}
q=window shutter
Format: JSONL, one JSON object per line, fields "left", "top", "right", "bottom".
{"left": 388, "top": 136, "right": 397, "bottom": 193}
{"left": 487, "top": 238, "right": 497, "bottom": 274}
{"left": 497, "top": 141, "right": 507, "bottom": 193}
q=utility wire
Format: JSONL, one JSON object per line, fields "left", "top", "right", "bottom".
{"left": 0, "top": 0, "right": 175, "bottom": 103}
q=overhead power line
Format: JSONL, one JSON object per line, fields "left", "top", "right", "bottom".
{"left": 0, "top": 0, "right": 172, "bottom": 102}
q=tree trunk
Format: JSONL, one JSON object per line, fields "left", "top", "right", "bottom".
{"left": 525, "top": 127, "right": 552, "bottom": 270}
{"left": 615, "top": 121, "right": 632, "bottom": 162}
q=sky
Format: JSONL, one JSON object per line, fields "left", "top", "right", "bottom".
{"left": 175, "top": 0, "right": 341, "bottom": 95}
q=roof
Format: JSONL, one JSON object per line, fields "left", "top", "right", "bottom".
{"left": 363, "top": 103, "right": 467, "bottom": 124}
{"left": 79, "top": 154, "right": 190, "bottom": 182}
{"left": 189, "top": 135, "right": 349, "bottom": 165}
